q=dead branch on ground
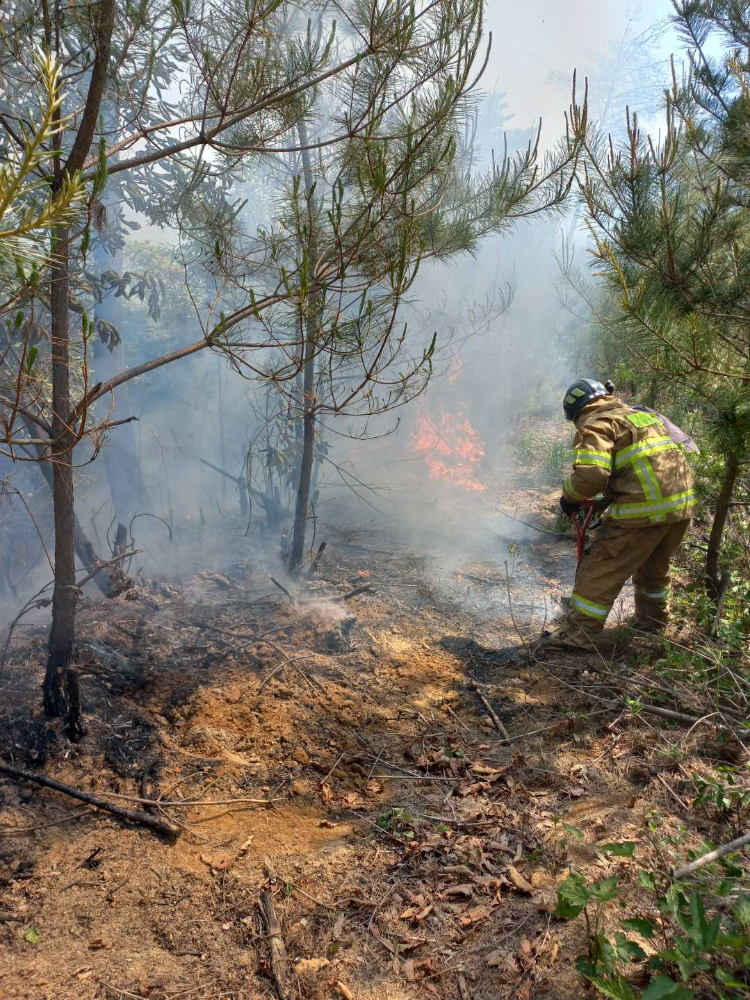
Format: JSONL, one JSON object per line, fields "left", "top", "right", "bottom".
{"left": 258, "top": 890, "right": 289, "bottom": 1000}
{"left": 0, "top": 763, "right": 179, "bottom": 837}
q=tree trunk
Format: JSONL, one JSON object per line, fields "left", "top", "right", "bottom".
{"left": 32, "top": 452, "right": 112, "bottom": 596}
{"left": 705, "top": 449, "right": 740, "bottom": 602}
{"left": 287, "top": 123, "right": 318, "bottom": 575}
{"left": 43, "top": 228, "right": 80, "bottom": 733}
{"left": 288, "top": 356, "right": 316, "bottom": 573}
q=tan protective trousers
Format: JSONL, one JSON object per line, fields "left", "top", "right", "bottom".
{"left": 567, "top": 519, "right": 690, "bottom": 634}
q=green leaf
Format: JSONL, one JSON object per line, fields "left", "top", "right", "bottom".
{"left": 614, "top": 933, "right": 646, "bottom": 962}
{"left": 563, "top": 823, "right": 584, "bottom": 840}
{"left": 575, "top": 956, "right": 597, "bottom": 977}
{"left": 716, "top": 967, "right": 746, "bottom": 988}
{"left": 554, "top": 872, "right": 591, "bottom": 919}
{"left": 590, "top": 875, "right": 620, "bottom": 902}
{"left": 586, "top": 974, "right": 635, "bottom": 999}
{"left": 733, "top": 894, "right": 750, "bottom": 928}
{"left": 657, "top": 946, "right": 700, "bottom": 982}
{"left": 24, "top": 927, "right": 40, "bottom": 944}
{"left": 638, "top": 870, "right": 657, "bottom": 891}
{"left": 621, "top": 917, "right": 656, "bottom": 939}
{"left": 641, "top": 975, "right": 695, "bottom": 999}
{"left": 555, "top": 897, "right": 585, "bottom": 920}
{"left": 592, "top": 934, "right": 618, "bottom": 974}
{"left": 598, "top": 842, "right": 637, "bottom": 857}
{"left": 689, "top": 891, "right": 719, "bottom": 949}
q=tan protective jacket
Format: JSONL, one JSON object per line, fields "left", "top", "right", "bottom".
{"left": 562, "top": 397, "right": 696, "bottom": 528}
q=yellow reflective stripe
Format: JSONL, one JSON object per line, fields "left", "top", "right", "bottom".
{"left": 610, "top": 490, "right": 696, "bottom": 519}
{"left": 573, "top": 449, "right": 612, "bottom": 470}
{"left": 630, "top": 456, "right": 668, "bottom": 523}
{"left": 636, "top": 585, "right": 670, "bottom": 601}
{"left": 563, "top": 476, "right": 589, "bottom": 501}
{"left": 614, "top": 436, "right": 675, "bottom": 468}
{"left": 571, "top": 592, "right": 611, "bottom": 619}
{"left": 626, "top": 411, "right": 662, "bottom": 429}
{"left": 633, "top": 457, "right": 661, "bottom": 502}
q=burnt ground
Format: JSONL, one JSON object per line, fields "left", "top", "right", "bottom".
{"left": 0, "top": 486, "right": 739, "bottom": 1000}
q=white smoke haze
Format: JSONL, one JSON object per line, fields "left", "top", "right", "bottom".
{"left": 0, "top": 0, "right": 678, "bottom": 627}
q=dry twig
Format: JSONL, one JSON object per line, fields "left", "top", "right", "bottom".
{"left": 673, "top": 831, "right": 750, "bottom": 880}
{"left": 470, "top": 683, "right": 510, "bottom": 741}
{"left": 258, "top": 890, "right": 289, "bottom": 1000}
{"left": 0, "top": 763, "right": 179, "bottom": 837}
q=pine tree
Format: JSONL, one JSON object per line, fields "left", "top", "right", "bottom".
{"left": 0, "top": 0, "right": 589, "bottom": 731}
{"left": 575, "top": 0, "right": 750, "bottom": 600}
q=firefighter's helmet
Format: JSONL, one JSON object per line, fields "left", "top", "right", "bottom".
{"left": 563, "top": 379, "right": 612, "bottom": 422}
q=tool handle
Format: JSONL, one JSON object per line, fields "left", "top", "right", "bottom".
{"left": 571, "top": 502, "right": 597, "bottom": 566}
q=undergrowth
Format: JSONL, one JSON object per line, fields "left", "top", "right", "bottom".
{"left": 554, "top": 846, "right": 749, "bottom": 999}
{"left": 556, "top": 569, "right": 750, "bottom": 999}
{"left": 513, "top": 425, "right": 572, "bottom": 484}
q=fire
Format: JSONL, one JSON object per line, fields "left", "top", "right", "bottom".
{"left": 411, "top": 411, "right": 486, "bottom": 492}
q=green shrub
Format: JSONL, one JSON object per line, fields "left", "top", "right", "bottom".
{"left": 512, "top": 425, "right": 572, "bottom": 484}
{"left": 553, "top": 844, "right": 750, "bottom": 999}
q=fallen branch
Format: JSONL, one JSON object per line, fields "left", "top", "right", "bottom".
{"left": 72, "top": 547, "right": 141, "bottom": 590}
{"left": 471, "top": 683, "right": 510, "bottom": 741}
{"left": 0, "top": 911, "right": 24, "bottom": 922}
{"left": 258, "top": 890, "right": 289, "bottom": 1000}
{"left": 655, "top": 772, "right": 689, "bottom": 812}
{"left": 673, "top": 831, "right": 750, "bottom": 880}
{"left": 331, "top": 583, "right": 373, "bottom": 602}
{"left": 99, "top": 791, "right": 280, "bottom": 807}
{"left": 257, "top": 654, "right": 315, "bottom": 692}
{"left": 199, "top": 457, "right": 242, "bottom": 485}
{"left": 634, "top": 702, "right": 742, "bottom": 730}
{"left": 0, "top": 763, "right": 179, "bottom": 838}
{"left": 270, "top": 576, "right": 293, "bottom": 601}
{"left": 551, "top": 661, "right": 747, "bottom": 736}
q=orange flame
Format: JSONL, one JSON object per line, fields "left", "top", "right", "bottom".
{"left": 411, "top": 411, "right": 486, "bottom": 492}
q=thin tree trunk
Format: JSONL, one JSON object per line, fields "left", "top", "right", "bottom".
{"left": 31, "top": 449, "right": 112, "bottom": 596}
{"left": 287, "top": 124, "right": 318, "bottom": 574}
{"left": 42, "top": 0, "right": 114, "bottom": 736}
{"left": 705, "top": 450, "right": 740, "bottom": 602}
{"left": 43, "top": 228, "right": 79, "bottom": 731}
{"left": 288, "top": 353, "right": 316, "bottom": 573}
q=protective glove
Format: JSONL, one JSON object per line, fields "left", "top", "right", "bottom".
{"left": 559, "top": 495, "right": 581, "bottom": 516}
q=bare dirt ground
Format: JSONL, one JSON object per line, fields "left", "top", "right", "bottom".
{"left": 0, "top": 486, "right": 737, "bottom": 1000}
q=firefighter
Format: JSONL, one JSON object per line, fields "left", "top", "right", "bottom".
{"left": 546, "top": 379, "right": 696, "bottom": 650}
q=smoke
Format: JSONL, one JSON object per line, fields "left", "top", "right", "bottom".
{"left": 0, "top": 1, "right": 676, "bottom": 627}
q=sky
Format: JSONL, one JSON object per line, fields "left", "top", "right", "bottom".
{"left": 485, "top": 0, "right": 676, "bottom": 130}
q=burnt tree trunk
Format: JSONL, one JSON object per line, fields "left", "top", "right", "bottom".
{"left": 43, "top": 228, "right": 79, "bottom": 728}
{"left": 287, "top": 124, "right": 318, "bottom": 575}
{"left": 705, "top": 449, "right": 740, "bottom": 603}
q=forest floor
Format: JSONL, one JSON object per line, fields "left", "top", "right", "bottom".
{"left": 0, "top": 481, "right": 743, "bottom": 1000}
